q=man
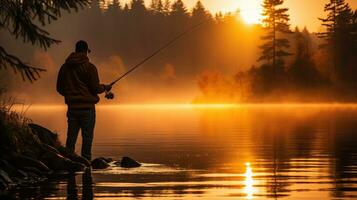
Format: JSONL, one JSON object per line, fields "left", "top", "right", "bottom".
{"left": 57, "top": 40, "right": 111, "bottom": 161}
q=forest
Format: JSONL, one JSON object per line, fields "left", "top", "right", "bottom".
{"left": 0, "top": 0, "right": 356, "bottom": 103}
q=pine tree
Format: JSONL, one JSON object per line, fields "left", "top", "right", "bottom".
{"left": 107, "top": 0, "right": 121, "bottom": 13}
{"left": 130, "top": 0, "right": 147, "bottom": 16}
{"left": 163, "top": 0, "right": 172, "bottom": 15}
{"left": 150, "top": 0, "right": 164, "bottom": 13}
{"left": 318, "top": 0, "right": 356, "bottom": 84}
{"left": 258, "top": 0, "right": 291, "bottom": 69}
{"left": 191, "top": 1, "right": 211, "bottom": 23}
{"left": 0, "top": 0, "right": 89, "bottom": 82}
{"left": 170, "top": 0, "right": 188, "bottom": 19}
{"left": 289, "top": 27, "right": 323, "bottom": 88}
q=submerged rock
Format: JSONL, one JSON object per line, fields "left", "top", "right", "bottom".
{"left": 119, "top": 157, "right": 141, "bottom": 168}
{"left": 91, "top": 158, "right": 110, "bottom": 169}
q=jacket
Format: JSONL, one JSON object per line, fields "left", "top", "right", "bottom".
{"left": 56, "top": 52, "right": 105, "bottom": 109}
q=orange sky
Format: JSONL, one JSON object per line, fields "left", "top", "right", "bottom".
{"left": 122, "top": 0, "right": 357, "bottom": 32}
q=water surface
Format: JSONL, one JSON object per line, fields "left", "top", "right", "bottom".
{"left": 11, "top": 104, "right": 357, "bottom": 199}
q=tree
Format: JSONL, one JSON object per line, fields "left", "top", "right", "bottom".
{"left": 163, "top": 0, "right": 172, "bottom": 15}
{"left": 0, "top": 0, "right": 89, "bottom": 82}
{"left": 318, "top": 0, "right": 356, "bottom": 85}
{"left": 191, "top": 1, "right": 211, "bottom": 23}
{"left": 150, "top": 0, "right": 164, "bottom": 13}
{"left": 258, "top": 0, "right": 291, "bottom": 69}
{"left": 170, "top": 0, "right": 188, "bottom": 19}
{"left": 107, "top": 0, "right": 121, "bottom": 13}
{"left": 289, "top": 27, "right": 325, "bottom": 89}
{"left": 131, "top": 0, "right": 147, "bottom": 16}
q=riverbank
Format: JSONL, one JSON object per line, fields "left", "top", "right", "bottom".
{"left": 0, "top": 105, "right": 91, "bottom": 197}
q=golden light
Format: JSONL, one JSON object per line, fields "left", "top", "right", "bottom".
{"left": 239, "top": 0, "right": 263, "bottom": 25}
{"left": 244, "top": 162, "right": 255, "bottom": 199}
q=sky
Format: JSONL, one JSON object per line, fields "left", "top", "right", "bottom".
{"left": 121, "top": 0, "right": 357, "bottom": 32}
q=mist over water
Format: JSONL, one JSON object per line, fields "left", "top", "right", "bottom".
{"left": 9, "top": 105, "right": 357, "bottom": 199}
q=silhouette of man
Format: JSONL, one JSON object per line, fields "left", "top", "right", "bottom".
{"left": 57, "top": 40, "right": 111, "bottom": 161}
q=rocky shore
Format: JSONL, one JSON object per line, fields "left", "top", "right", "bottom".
{"left": 0, "top": 122, "right": 141, "bottom": 197}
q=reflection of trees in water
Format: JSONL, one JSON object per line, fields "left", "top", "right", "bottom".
{"left": 249, "top": 109, "right": 323, "bottom": 198}
{"left": 328, "top": 111, "right": 357, "bottom": 198}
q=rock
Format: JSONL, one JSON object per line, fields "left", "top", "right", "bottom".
{"left": 119, "top": 157, "right": 141, "bottom": 168}
{"left": 0, "top": 178, "right": 7, "bottom": 191}
{"left": 22, "top": 167, "right": 45, "bottom": 177}
{"left": 7, "top": 154, "right": 50, "bottom": 173}
{"left": 0, "top": 170, "right": 12, "bottom": 184}
{"left": 40, "top": 151, "right": 85, "bottom": 172}
{"left": 57, "top": 146, "right": 91, "bottom": 167}
{"left": 91, "top": 158, "right": 110, "bottom": 169}
{"left": 28, "top": 123, "right": 61, "bottom": 148}
{"left": 97, "top": 157, "right": 113, "bottom": 163}
{"left": 41, "top": 144, "right": 61, "bottom": 155}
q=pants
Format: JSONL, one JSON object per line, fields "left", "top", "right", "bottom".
{"left": 66, "top": 108, "right": 96, "bottom": 161}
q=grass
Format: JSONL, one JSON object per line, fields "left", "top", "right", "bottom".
{"left": 0, "top": 93, "right": 41, "bottom": 156}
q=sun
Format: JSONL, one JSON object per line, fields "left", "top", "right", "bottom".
{"left": 239, "top": 0, "right": 263, "bottom": 25}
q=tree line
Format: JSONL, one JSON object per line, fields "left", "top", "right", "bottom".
{"left": 1, "top": 0, "right": 356, "bottom": 102}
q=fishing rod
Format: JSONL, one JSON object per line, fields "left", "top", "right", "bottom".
{"left": 104, "top": 20, "right": 207, "bottom": 99}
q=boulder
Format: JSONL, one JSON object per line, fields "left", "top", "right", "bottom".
{"left": 41, "top": 144, "right": 60, "bottom": 155}
{"left": 7, "top": 154, "right": 50, "bottom": 173}
{"left": 118, "top": 157, "right": 141, "bottom": 168}
{"left": 97, "top": 157, "right": 113, "bottom": 163}
{"left": 57, "top": 146, "right": 91, "bottom": 167}
{"left": 0, "top": 170, "right": 12, "bottom": 184}
{"left": 0, "top": 178, "right": 7, "bottom": 191}
{"left": 22, "top": 167, "right": 45, "bottom": 177}
{"left": 28, "top": 124, "right": 60, "bottom": 148}
{"left": 40, "top": 151, "right": 85, "bottom": 172}
{"left": 91, "top": 158, "right": 110, "bottom": 169}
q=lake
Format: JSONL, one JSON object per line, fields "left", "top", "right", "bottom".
{"left": 9, "top": 104, "right": 357, "bottom": 199}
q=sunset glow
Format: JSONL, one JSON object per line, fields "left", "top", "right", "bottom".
{"left": 239, "top": 0, "right": 263, "bottom": 24}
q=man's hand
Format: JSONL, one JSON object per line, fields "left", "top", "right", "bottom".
{"left": 104, "top": 84, "right": 112, "bottom": 92}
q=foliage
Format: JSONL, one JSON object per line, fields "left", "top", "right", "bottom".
{"left": 0, "top": 97, "right": 37, "bottom": 154}
{"left": 318, "top": 0, "right": 357, "bottom": 88}
{"left": 288, "top": 28, "right": 328, "bottom": 89}
{"left": 0, "top": 0, "right": 89, "bottom": 82}
{"left": 253, "top": 0, "right": 291, "bottom": 95}
{"left": 258, "top": 0, "right": 291, "bottom": 67}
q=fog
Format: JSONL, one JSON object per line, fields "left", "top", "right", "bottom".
{"left": 0, "top": 0, "right": 356, "bottom": 104}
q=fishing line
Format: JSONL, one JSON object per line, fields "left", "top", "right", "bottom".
{"left": 105, "top": 10, "right": 251, "bottom": 99}
{"left": 109, "top": 21, "right": 207, "bottom": 87}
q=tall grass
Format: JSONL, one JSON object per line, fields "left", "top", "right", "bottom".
{"left": 0, "top": 90, "right": 41, "bottom": 155}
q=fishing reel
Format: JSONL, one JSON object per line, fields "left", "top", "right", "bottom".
{"left": 105, "top": 91, "right": 115, "bottom": 100}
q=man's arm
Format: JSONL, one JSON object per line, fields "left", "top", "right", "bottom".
{"left": 87, "top": 64, "right": 107, "bottom": 95}
{"left": 56, "top": 67, "right": 65, "bottom": 96}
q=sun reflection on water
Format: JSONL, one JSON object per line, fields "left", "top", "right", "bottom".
{"left": 244, "top": 162, "right": 255, "bottom": 199}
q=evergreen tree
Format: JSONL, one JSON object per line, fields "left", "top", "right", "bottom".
{"left": 107, "top": 0, "right": 121, "bottom": 13}
{"left": 0, "top": 0, "right": 89, "bottom": 81}
{"left": 150, "top": 0, "right": 164, "bottom": 13}
{"left": 191, "top": 1, "right": 211, "bottom": 23}
{"left": 163, "top": 0, "right": 172, "bottom": 15}
{"left": 170, "top": 0, "right": 188, "bottom": 19}
{"left": 319, "top": 0, "right": 356, "bottom": 85}
{"left": 131, "top": 0, "right": 147, "bottom": 16}
{"left": 258, "top": 0, "right": 291, "bottom": 68}
{"left": 289, "top": 27, "right": 324, "bottom": 89}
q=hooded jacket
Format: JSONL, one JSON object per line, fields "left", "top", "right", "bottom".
{"left": 56, "top": 52, "right": 105, "bottom": 109}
